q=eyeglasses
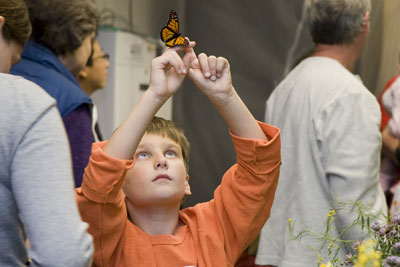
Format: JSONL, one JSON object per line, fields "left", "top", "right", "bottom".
{"left": 92, "top": 54, "right": 110, "bottom": 61}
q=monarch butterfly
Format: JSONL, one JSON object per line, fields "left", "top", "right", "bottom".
{"left": 160, "top": 10, "right": 188, "bottom": 47}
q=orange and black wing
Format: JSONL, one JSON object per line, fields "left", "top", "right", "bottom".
{"left": 168, "top": 10, "right": 180, "bottom": 34}
{"left": 160, "top": 10, "right": 188, "bottom": 47}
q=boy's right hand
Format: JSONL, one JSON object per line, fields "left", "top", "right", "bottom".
{"left": 148, "top": 40, "right": 196, "bottom": 102}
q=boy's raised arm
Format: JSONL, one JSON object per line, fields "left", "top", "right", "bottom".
{"left": 103, "top": 41, "right": 196, "bottom": 160}
{"left": 188, "top": 53, "right": 268, "bottom": 141}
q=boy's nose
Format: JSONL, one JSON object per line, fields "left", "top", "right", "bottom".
{"left": 154, "top": 155, "right": 168, "bottom": 169}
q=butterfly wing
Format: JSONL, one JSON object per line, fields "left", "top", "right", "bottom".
{"left": 167, "top": 10, "right": 180, "bottom": 34}
{"left": 160, "top": 10, "right": 188, "bottom": 47}
{"left": 160, "top": 26, "right": 176, "bottom": 44}
{"left": 171, "top": 36, "right": 188, "bottom": 47}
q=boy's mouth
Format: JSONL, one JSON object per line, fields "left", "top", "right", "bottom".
{"left": 152, "top": 174, "right": 172, "bottom": 182}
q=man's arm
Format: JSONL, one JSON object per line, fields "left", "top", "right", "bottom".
{"left": 320, "top": 92, "right": 387, "bottom": 242}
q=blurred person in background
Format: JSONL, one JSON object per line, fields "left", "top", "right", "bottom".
{"left": 256, "top": 0, "right": 387, "bottom": 266}
{"left": 78, "top": 39, "right": 110, "bottom": 141}
{"left": 0, "top": 0, "right": 93, "bottom": 266}
{"left": 378, "top": 51, "right": 400, "bottom": 213}
{"left": 11, "top": 0, "right": 99, "bottom": 187}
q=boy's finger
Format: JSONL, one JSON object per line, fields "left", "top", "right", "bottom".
{"left": 216, "top": 57, "right": 228, "bottom": 78}
{"left": 165, "top": 46, "right": 184, "bottom": 54}
{"left": 182, "top": 44, "right": 197, "bottom": 70}
{"left": 208, "top": 56, "right": 217, "bottom": 81}
{"left": 185, "top": 38, "right": 196, "bottom": 49}
{"left": 198, "top": 53, "right": 211, "bottom": 78}
{"left": 183, "top": 50, "right": 197, "bottom": 70}
{"left": 172, "top": 52, "right": 187, "bottom": 74}
{"left": 164, "top": 53, "right": 185, "bottom": 74}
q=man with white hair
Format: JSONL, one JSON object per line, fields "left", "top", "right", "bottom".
{"left": 255, "top": 0, "right": 387, "bottom": 266}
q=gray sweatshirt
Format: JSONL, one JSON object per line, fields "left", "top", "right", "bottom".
{"left": 0, "top": 74, "right": 93, "bottom": 266}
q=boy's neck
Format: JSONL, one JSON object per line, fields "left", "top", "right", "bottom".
{"left": 125, "top": 198, "right": 182, "bottom": 236}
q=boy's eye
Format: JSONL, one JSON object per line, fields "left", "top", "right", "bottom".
{"left": 165, "top": 150, "right": 177, "bottom": 158}
{"left": 137, "top": 152, "right": 150, "bottom": 159}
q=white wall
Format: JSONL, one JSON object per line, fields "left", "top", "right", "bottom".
{"left": 91, "top": 0, "right": 186, "bottom": 138}
{"left": 94, "top": 0, "right": 186, "bottom": 37}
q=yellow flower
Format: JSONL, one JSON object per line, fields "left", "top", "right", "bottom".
{"left": 288, "top": 219, "right": 292, "bottom": 222}
{"left": 354, "top": 240, "right": 381, "bottom": 267}
{"left": 317, "top": 254, "right": 324, "bottom": 264}
{"left": 358, "top": 254, "right": 367, "bottom": 264}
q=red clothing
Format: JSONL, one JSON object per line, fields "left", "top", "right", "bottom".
{"left": 76, "top": 122, "right": 281, "bottom": 267}
{"left": 378, "top": 75, "right": 400, "bottom": 131}
{"left": 378, "top": 75, "right": 400, "bottom": 202}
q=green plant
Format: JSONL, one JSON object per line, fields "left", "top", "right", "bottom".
{"left": 288, "top": 200, "right": 396, "bottom": 266}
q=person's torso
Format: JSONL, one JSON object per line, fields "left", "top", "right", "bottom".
{"left": 0, "top": 74, "right": 56, "bottom": 266}
{"left": 109, "top": 204, "right": 233, "bottom": 267}
{"left": 257, "top": 57, "right": 379, "bottom": 266}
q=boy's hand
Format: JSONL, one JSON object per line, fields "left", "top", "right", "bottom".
{"left": 188, "top": 53, "right": 268, "bottom": 141}
{"left": 148, "top": 40, "right": 196, "bottom": 101}
{"left": 188, "top": 53, "right": 234, "bottom": 103}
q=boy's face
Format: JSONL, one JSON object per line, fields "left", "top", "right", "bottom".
{"left": 123, "top": 133, "right": 191, "bottom": 207}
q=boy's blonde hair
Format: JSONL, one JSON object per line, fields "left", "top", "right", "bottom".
{"left": 145, "top": 116, "right": 190, "bottom": 172}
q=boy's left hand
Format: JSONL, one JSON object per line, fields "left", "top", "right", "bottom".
{"left": 188, "top": 53, "right": 234, "bottom": 103}
{"left": 188, "top": 52, "right": 268, "bottom": 141}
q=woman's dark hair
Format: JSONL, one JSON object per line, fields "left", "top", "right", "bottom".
{"left": 0, "top": 0, "right": 31, "bottom": 46}
{"left": 24, "top": 0, "right": 99, "bottom": 56}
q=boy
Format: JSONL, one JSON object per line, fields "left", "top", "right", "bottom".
{"left": 76, "top": 40, "right": 281, "bottom": 266}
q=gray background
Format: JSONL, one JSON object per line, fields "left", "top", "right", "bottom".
{"left": 175, "top": 0, "right": 313, "bottom": 207}
{"left": 94, "top": 0, "right": 391, "bottom": 207}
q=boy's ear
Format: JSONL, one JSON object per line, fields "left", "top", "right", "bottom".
{"left": 184, "top": 174, "right": 191, "bottom": 195}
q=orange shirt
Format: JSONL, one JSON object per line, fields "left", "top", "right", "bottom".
{"left": 76, "top": 122, "right": 281, "bottom": 267}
